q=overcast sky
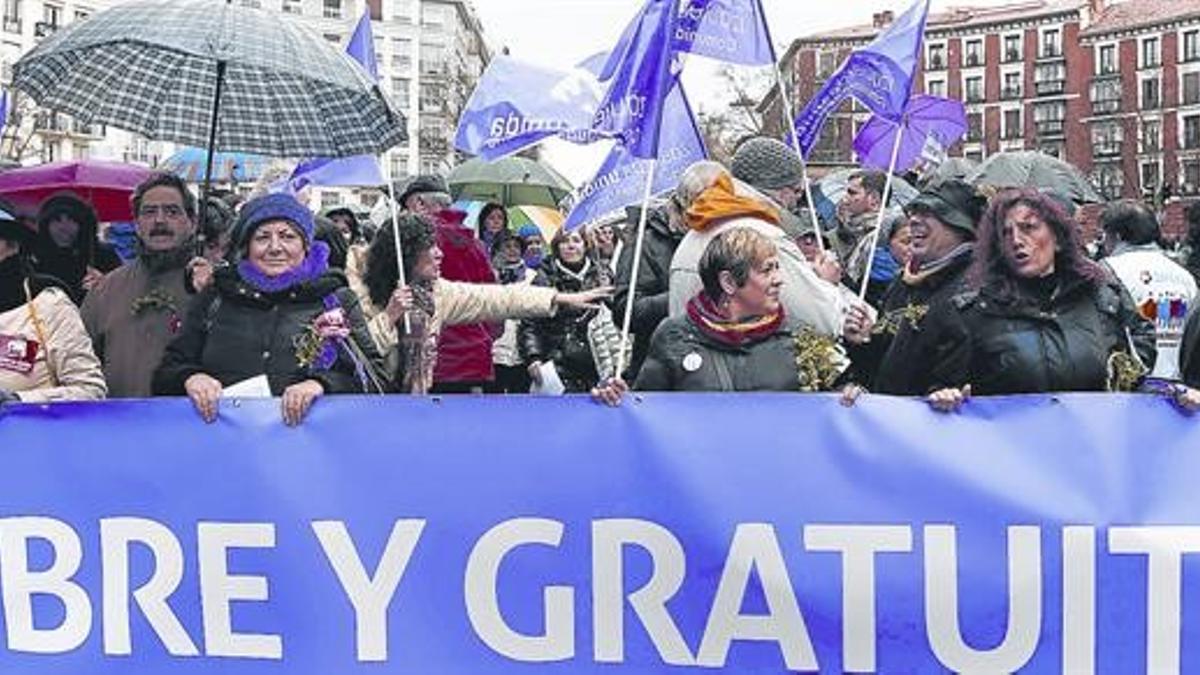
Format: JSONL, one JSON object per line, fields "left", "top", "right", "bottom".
{"left": 465, "top": 0, "right": 1012, "bottom": 182}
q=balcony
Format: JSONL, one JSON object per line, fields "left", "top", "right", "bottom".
{"left": 1143, "top": 94, "right": 1161, "bottom": 110}
{"left": 1004, "top": 48, "right": 1022, "bottom": 63}
{"left": 1035, "top": 79, "right": 1066, "bottom": 96}
{"left": 927, "top": 55, "right": 945, "bottom": 71}
{"left": 34, "top": 113, "right": 68, "bottom": 134}
{"left": 1036, "top": 120, "right": 1066, "bottom": 137}
{"left": 1001, "top": 86, "right": 1022, "bottom": 100}
{"left": 1038, "top": 47, "right": 1064, "bottom": 62}
{"left": 964, "top": 53, "right": 982, "bottom": 68}
{"left": 1093, "top": 142, "right": 1122, "bottom": 158}
{"left": 1092, "top": 99, "right": 1121, "bottom": 115}
{"left": 2, "top": 16, "right": 20, "bottom": 33}
{"left": 965, "top": 90, "right": 986, "bottom": 104}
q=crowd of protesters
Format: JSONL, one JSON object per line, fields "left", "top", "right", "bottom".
{"left": 4, "top": 136, "right": 1200, "bottom": 423}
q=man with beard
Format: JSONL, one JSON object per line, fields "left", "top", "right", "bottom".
{"left": 81, "top": 173, "right": 197, "bottom": 397}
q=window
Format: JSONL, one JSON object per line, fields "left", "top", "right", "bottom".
{"left": 1003, "top": 109, "right": 1022, "bottom": 138}
{"left": 391, "top": 76, "right": 410, "bottom": 109}
{"left": 44, "top": 140, "right": 60, "bottom": 163}
{"left": 1142, "top": 162, "right": 1160, "bottom": 192}
{"left": 1142, "top": 119, "right": 1161, "bottom": 152}
{"left": 1186, "top": 30, "right": 1200, "bottom": 63}
{"left": 816, "top": 51, "right": 838, "bottom": 79}
{"left": 40, "top": 1, "right": 55, "bottom": 26}
{"left": 72, "top": 9, "right": 86, "bottom": 20}
{"left": 2, "top": 0, "right": 19, "bottom": 32}
{"left": 927, "top": 79, "right": 945, "bottom": 97}
{"left": 322, "top": 0, "right": 340, "bottom": 19}
{"left": 421, "top": 3, "right": 444, "bottom": 27}
{"left": 967, "top": 112, "right": 983, "bottom": 141}
{"left": 391, "top": 37, "right": 411, "bottom": 70}
{"left": 1004, "top": 34, "right": 1022, "bottom": 62}
{"left": 1185, "top": 115, "right": 1200, "bottom": 149}
{"left": 282, "top": 0, "right": 301, "bottom": 15}
{"left": 1092, "top": 78, "right": 1120, "bottom": 114}
{"left": 1185, "top": 72, "right": 1200, "bottom": 106}
{"left": 1142, "top": 78, "right": 1160, "bottom": 109}
{"left": 1092, "top": 122, "right": 1123, "bottom": 156}
{"left": 1035, "top": 62, "right": 1066, "bottom": 94}
{"left": 1142, "top": 38, "right": 1160, "bottom": 68}
{"left": 1042, "top": 29, "right": 1060, "bottom": 58}
{"left": 419, "top": 82, "right": 443, "bottom": 112}
{"left": 1098, "top": 45, "right": 1116, "bottom": 74}
{"left": 391, "top": 0, "right": 412, "bottom": 22}
{"left": 1003, "top": 72, "right": 1022, "bottom": 99}
{"left": 927, "top": 44, "right": 945, "bottom": 70}
{"left": 965, "top": 76, "right": 984, "bottom": 102}
{"left": 965, "top": 40, "right": 982, "bottom": 67}
{"left": 1185, "top": 160, "right": 1200, "bottom": 193}
{"left": 1034, "top": 101, "right": 1066, "bottom": 135}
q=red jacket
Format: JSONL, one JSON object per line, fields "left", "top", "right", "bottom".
{"left": 432, "top": 209, "right": 498, "bottom": 384}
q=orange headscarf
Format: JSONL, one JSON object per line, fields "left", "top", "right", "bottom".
{"left": 684, "top": 173, "right": 781, "bottom": 232}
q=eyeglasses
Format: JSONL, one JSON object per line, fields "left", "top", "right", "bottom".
{"left": 137, "top": 204, "right": 187, "bottom": 219}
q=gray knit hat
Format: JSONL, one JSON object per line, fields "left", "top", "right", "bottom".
{"left": 730, "top": 137, "right": 804, "bottom": 192}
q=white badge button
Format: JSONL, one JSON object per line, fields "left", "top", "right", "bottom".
{"left": 682, "top": 352, "right": 703, "bottom": 372}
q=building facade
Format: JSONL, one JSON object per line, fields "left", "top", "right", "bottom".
{"left": 0, "top": 0, "right": 490, "bottom": 210}
{"left": 767, "top": 0, "right": 1200, "bottom": 203}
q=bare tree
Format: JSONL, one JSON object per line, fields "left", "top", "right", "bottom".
{"left": 0, "top": 91, "right": 45, "bottom": 163}
{"left": 694, "top": 64, "right": 774, "bottom": 163}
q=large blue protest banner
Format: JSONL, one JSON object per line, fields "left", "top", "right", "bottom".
{"left": 1, "top": 393, "right": 1200, "bottom": 673}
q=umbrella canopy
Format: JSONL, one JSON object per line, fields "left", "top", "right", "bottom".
{"left": 448, "top": 156, "right": 573, "bottom": 208}
{"left": 966, "top": 151, "right": 1103, "bottom": 205}
{"left": 853, "top": 95, "right": 968, "bottom": 174}
{"left": 923, "top": 156, "right": 978, "bottom": 186}
{"left": 160, "top": 147, "right": 273, "bottom": 183}
{"left": 11, "top": 0, "right": 406, "bottom": 158}
{"left": 0, "top": 160, "right": 152, "bottom": 221}
{"left": 453, "top": 199, "right": 563, "bottom": 242}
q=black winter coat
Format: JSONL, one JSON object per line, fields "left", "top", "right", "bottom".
{"left": 613, "top": 206, "right": 683, "bottom": 380}
{"left": 1182, "top": 310, "right": 1200, "bottom": 387}
{"left": 153, "top": 268, "right": 383, "bottom": 396}
{"left": 863, "top": 251, "right": 972, "bottom": 395}
{"left": 635, "top": 315, "right": 800, "bottom": 392}
{"left": 924, "top": 272, "right": 1156, "bottom": 395}
{"left": 518, "top": 258, "right": 612, "bottom": 393}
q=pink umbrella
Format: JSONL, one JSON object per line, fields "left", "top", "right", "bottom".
{"left": 0, "top": 160, "right": 153, "bottom": 221}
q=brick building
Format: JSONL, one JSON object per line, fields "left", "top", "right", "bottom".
{"left": 763, "top": 0, "right": 1200, "bottom": 212}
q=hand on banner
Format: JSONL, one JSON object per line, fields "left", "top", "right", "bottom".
{"left": 553, "top": 286, "right": 615, "bottom": 312}
{"left": 842, "top": 303, "right": 875, "bottom": 345}
{"left": 839, "top": 383, "right": 866, "bottom": 407}
{"left": 282, "top": 379, "right": 324, "bottom": 427}
{"left": 187, "top": 257, "right": 215, "bottom": 294}
{"left": 386, "top": 286, "right": 414, "bottom": 324}
{"left": 1170, "top": 384, "right": 1200, "bottom": 414}
{"left": 527, "top": 361, "right": 544, "bottom": 385}
{"left": 927, "top": 384, "right": 971, "bottom": 413}
{"left": 591, "top": 376, "right": 629, "bottom": 407}
{"left": 184, "top": 373, "right": 223, "bottom": 423}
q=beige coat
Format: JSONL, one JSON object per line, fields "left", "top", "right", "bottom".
{"left": 346, "top": 250, "right": 558, "bottom": 388}
{"left": 0, "top": 286, "right": 107, "bottom": 402}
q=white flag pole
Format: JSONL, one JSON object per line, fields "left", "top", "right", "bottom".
{"left": 383, "top": 157, "right": 411, "bottom": 335}
{"left": 857, "top": 120, "right": 906, "bottom": 299}
{"left": 615, "top": 158, "right": 659, "bottom": 378}
{"left": 774, "top": 61, "right": 826, "bottom": 255}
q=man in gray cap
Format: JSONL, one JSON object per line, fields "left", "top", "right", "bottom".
{"left": 730, "top": 136, "right": 806, "bottom": 212}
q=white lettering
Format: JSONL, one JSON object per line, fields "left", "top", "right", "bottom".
{"left": 0, "top": 517, "right": 92, "bottom": 654}
{"left": 197, "top": 523, "right": 281, "bottom": 660}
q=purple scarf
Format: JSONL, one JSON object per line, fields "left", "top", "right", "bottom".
{"left": 236, "top": 241, "right": 331, "bottom": 294}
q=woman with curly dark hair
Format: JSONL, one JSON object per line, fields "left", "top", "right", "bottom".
{"left": 921, "top": 189, "right": 1163, "bottom": 411}
{"left": 353, "top": 214, "right": 611, "bottom": 393}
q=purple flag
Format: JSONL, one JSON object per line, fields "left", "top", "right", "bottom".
{"left": 794, "top": 0, "right": 930, "bottom": 156}
{"left": 564, "top": 83, "right": 706, "bottom": 230}
{"left": 591, "top": 0, "right": 678, "bottom": 159}
{"left": 345, "top": 9, "right": 378, "bottom": 83}
{"left": 673, "top": 0, "right": 775, "bottom": 67}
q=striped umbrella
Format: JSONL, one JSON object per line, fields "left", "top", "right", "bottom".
{"left": 453, "top": 199, "right": 563, "bottom": 242}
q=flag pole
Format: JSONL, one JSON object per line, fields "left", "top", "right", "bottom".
{"left": 857, "top": 120, "right": 906, "bottom": 299}
{"left": 384, "top": 157, "right": 411, "bottom": 335}
{"left": 773, "top": 61, "right": 826, "bottom": 255}
{"left": 615, "top": 158, "right": 658, "bottom": 378}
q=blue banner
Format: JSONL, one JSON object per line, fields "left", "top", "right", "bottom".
{"left": 1, "top": 393, "right": 1199, "bottom": 673}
